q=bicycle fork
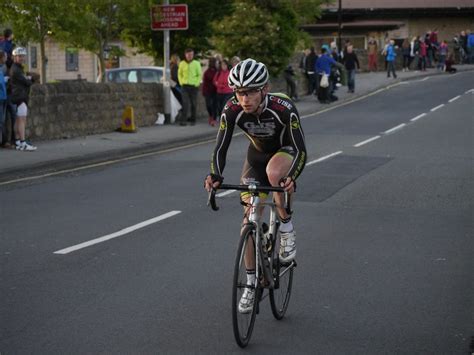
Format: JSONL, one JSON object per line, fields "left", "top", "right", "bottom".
{"left": 247, "top": 195, "right": 274, "bottom": 290}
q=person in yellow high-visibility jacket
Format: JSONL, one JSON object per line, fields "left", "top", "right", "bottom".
{"left": 178, "top": 48, "right": 202, "bottom": 126}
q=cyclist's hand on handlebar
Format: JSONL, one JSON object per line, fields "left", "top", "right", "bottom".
{"left": 279, "top": 176, "right": 296, "bottom": 193}
{"left": 204, "top": 174, "right": 223, "bottom": 192}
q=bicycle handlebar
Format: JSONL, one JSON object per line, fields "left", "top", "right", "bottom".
{"left": 207, "top": 184, "right": 292, "bottom": 215}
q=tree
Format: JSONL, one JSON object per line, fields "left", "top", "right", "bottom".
{"left": 54, "top": 0, "right": 128, "bottom": 82}
{"left": 2, "top": 0, "right": 65, "bottom": 83}
{"left": 211, "top": 0, "right": 329, "bottom": 76}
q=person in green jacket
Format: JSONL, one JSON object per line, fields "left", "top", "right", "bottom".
{"left": 178, "top": 48, "right": 202, "bottom": 126}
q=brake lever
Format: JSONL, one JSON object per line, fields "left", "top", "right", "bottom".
{"left": 207, "top": 188, "right": 219, "bottom": 211}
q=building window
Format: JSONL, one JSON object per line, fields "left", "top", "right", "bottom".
{"left": 66, "top": 47, "right": 79, "bottom": 71}
{"left": 30, "top": 46, "right": 37, "bottom": 69}
{"left": 104, "top": 45, "right": 121, "bottom": 69}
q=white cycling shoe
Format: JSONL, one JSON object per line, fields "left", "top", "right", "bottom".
{"left": 279, "top": 230, "right": 296, "bottom": 263}
{"left": 238, "top": 287, "right": 255, "bottom": 314}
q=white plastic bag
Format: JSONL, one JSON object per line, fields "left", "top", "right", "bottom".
{"left": 170, "top": 90, "right": 182, "bottom": 124}
{"left": 320, "top": 74, "right": 329, "bottom": 88}
{"left": 155, "top": 113, "right": 165, "bottom": 125}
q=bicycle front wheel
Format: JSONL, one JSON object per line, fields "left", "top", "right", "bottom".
{"left": 232, "top": 225, "right": 259, "bottom": 348}
{"left": 269, "top": 231, "right": 294, "bottom": 320}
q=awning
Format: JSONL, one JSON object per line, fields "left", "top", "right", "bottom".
{"left": 301, "top": 20, "right": 405, "bottom": 30}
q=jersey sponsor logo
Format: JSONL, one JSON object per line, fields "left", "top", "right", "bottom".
{"left": 219, "top": 120, "right": 227, "bottom": 130}
{"left": 268, "top": 95, "right": 293, "bottom": 110}
{"left": 243, "top": 121, "right": 276, "bottom": 137}
{"left": 291, "top": 116, "right": 300, "bottom": 129}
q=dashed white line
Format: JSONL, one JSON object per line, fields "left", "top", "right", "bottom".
{"left": 384, "top": 123, "right": 406, "bottom": 134}
{"left": 410, "top": 113, "right": 427, "bottom": 122}
{"left": 465, "top": 89, "right": 474, "bottom": 94}
{"left": 354, "top": 135, "right": 381, "bottom": 147}
{"left": 307, "top": 151, "right": 343, "bottom": 166}
{"left": 420, "top": 77, "right": 430, "bottom": 82}
{"left": 217, "top": 190, "right": 236, "bottom": 197}
{"left": 430, "top": 104, "right": 445, "bottom": 112}
{"left": 448, "top": 95, "right": 461, "bottom": 103}
{"left": 54, "top": 210, "right": 182, "bottom": 255}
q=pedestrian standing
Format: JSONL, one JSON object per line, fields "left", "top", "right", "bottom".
{"left": 213, "top": 59, "right": 233, "bottom": 119}
{"left": 437, "top": 40, "right": 448, "bottom": 71}
{"left": 283, "top": 64, "right": 298, "bottom": 101}
{"left": 410, "top": 36, "right": 418, "bottom": 70}
{"left": 367, "top": 38, "right": 378, "bottom": 71}
{"left": 402, "top": 39, "right": 411, "bottom": 71}
{"left": 315, "top": 46, "right": 336, "bottom": 104}
{"left": 342, "top": 45, "right": 359, "bottom": 93}
{"left": 0, "top": 51, "right": 6, "bottom": 145}
{"left": 419, "top": 40, "right": 427, "bottom": 71}
{"left": 9, "top": 47, "right": 36, "bottom": 151}
{"left": 0, "top": 29, "right": 15, "bottom": 69}
{"left": 305, "top": 47, "right": 318, "bottom": 95}
{"left": 386, "top": 40, "right": 397, "bottom": 78}
{"left": 202, "top": 57, "right": 218, "bottom": 126}
{"left": 178, "top": 48, "right": 202, "bottom": 126}
{"left": 467, "top": 30, "right": 474, "bottom": 64}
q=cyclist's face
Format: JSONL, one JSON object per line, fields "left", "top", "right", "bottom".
{"left": 235, "top": 86, "right": 267, "bottom": 113}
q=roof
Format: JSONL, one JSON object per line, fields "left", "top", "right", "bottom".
{"left": 323, "top": 0, "right": 474, "bottom": 9}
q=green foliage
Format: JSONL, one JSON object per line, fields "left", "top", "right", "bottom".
{"left": 1, "top": 0, "right": 329, "bottom": 79}
{"left": 212, "top": 0, "right": 299, "bottom": 76}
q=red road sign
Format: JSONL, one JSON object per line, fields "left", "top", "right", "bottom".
{"left": 151, "top": 4, "right": 188, "bottom": 30}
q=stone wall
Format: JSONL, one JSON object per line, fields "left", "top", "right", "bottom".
{"left": 28, "top": 81, "right": 163, "bottom": 140}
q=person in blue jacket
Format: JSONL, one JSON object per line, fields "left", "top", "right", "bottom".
{"left": 386, "top": 39, "right": 398, "bottom": 78}
{"left": 315, "top": 46, "right": 336, "bottom": 104}
{"left": 0, "top": 50, "right": 7, "bottom": 145}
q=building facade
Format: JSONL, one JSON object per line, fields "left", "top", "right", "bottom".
{"left": 26, "top": 38, "right": 155, "bottom": 83}
{"left": 301, "top": 0, "right": 474, "bottom": 50}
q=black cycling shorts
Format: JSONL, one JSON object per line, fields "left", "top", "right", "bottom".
{"left": 240, "top": 144, "right": 296, "bottom": 188}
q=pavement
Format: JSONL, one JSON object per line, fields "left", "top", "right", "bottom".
{"left": 1, "top": 64, "right": 474, "bottom": 183}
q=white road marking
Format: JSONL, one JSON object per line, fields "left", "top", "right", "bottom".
{"left": 448, "top": 95, "right": 461, "bottom": 103}
{"left": 54, "top": 210, "right": 181, "bottom": 254}
{"left": 410, "top": 113, "right": 427, "bottom": 122}
{"left": 384, "top": 123, "right": 406, "bottom": 134}
{"left": 420, "top": 77, "right": 430, "bottom": 81}
{"left": 430, "top": 104, "right": 445, "bottom": 112}
{"left": 217, "top": 190, "right": 236, "bottom": 197}
{"left": 307, "top": 151, "right": 343, "bottom": 166}
{"left": 354, "top": 135, "right": 381, "bottom": 147}
{"left": 465, "top": 89, "right": 474, "bottom": 94}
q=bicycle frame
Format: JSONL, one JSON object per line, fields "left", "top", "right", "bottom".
{"left": 208, "top": 183, "right": 291, "bottom": 289}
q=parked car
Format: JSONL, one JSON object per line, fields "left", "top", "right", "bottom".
{"left": 105, "top": 66, "right": 167, "bottom": 83}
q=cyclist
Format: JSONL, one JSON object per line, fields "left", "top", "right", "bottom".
{"left": 204, "top": 58, "right": 307, "bottom": 313}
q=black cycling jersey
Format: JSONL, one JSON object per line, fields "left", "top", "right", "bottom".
{"left": 210, "top": 93, "right": 307, "bottom": 181}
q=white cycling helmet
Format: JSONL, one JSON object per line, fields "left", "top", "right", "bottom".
{"left": 228, "top": 58, "right": 269, "bottom": 89}
{"left": 12, "top": 47, "right": 27, "bottom": 56}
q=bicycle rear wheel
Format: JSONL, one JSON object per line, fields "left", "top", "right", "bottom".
{"left": 232, "top": 225, "right": 259, "bottom": 347}
{"left": 269, "top": 230, "right": 294, "bottom": 320}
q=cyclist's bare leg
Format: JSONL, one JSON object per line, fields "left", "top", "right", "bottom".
{"left": 266, "top": 154, "right": 294, "bottom": 219}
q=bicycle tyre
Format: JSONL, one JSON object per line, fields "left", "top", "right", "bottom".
{"left": 232, "top": 225, "right": 259, "bottom": 348}
{"left": 269, "top": 230, "right": 294, "bottom": 320}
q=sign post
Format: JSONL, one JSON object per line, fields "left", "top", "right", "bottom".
{"left": 151, "top": 3, "right": 188, "bottom": 124}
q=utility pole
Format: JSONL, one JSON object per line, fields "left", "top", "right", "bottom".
{"left": 163, "top": 0, "right": 171, "bottom": 123}
{"left": 338, "top": 0, "right": 342, "bottom": 56}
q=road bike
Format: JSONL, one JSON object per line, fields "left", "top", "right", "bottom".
{"left": 208, "top": 183, "right": 297, "bottom": 348}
